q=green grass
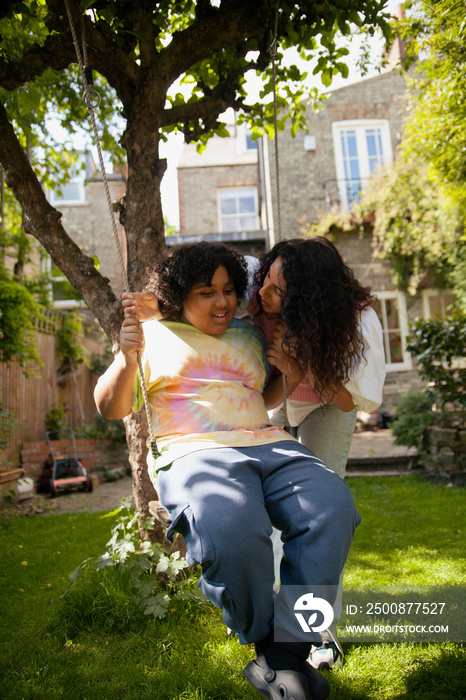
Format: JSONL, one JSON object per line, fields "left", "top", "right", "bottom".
{"left": 0, "top": 475, "right": 465, "bottom": 699}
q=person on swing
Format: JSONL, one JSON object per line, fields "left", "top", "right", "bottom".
{"left": 95, "top": 241, "right": 361, "bottom": 700}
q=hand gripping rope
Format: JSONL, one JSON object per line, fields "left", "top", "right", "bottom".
{"left": 64, "top": 0, "right": 160, "bottom": 460}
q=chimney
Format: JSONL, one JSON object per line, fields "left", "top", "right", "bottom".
{"left": 385, "top": 4, "right": 408, "bottom": 72}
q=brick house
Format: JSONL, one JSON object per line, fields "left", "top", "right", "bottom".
{"left": 45, "top": 151, "right": 127, "bottom": 306}
{"left": 170, "top": 123, "right": 269, "bottom": 257}
{"left": 173, "top": 67, "right": 456, "bottom": 415}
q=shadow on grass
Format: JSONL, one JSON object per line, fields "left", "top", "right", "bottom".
{"left": 399, "top": 647, "right": 466, "bottom": 700}
{"left": 326, "top": 643, "right": 466, "bottom": 700}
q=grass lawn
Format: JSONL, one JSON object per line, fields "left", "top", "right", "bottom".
{"left": 0, "top": 474, "right": 465, "bottom": 699}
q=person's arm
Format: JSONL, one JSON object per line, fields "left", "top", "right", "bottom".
{"left": 268, "top": 319, "right": 355, "bottom": 412}
{"left": 308, "top": 375, "right": 356, "bottom": 412}
{"left": 344, "top": 307, "right": 386, "bottom": 411}
{"left": 94, "top": 315, "right": 144, "bottom": 419}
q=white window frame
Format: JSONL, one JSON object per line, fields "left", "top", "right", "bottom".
{"left": 374, "top": 290, "right": 412, "bottom": 372}
{"left": 50, "top": 158, "right": 87, "bottom": 206}
{"left": 421, "top": 289, "right": 456, "bottom": 319}
{"left": 236, "top": 123, "right": 258, "bottom": 154}
{"left": 217, "top": 186, "right": 260, "bottom": 233}
{"left": 332, "top": 120, "right": 393, "bottom": 210}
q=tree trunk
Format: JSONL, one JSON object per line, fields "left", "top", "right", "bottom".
{"left": 124, "top": 406, "right": 186, "bottom": 555}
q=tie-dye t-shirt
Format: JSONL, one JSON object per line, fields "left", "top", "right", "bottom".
{"left": 132, "top": 317, "right": 294, "bottom": 479}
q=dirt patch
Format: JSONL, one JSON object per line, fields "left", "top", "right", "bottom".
{"left": 3, "top": 475, "right": 133, "bottom": 516}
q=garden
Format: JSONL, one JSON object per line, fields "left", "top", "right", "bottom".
{"left": 1, "top": 474, "right": 465, "bottom": 700}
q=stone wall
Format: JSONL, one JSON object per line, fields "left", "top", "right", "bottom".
{"left": 423, "top": 424, "right": 466, "bottom": 484}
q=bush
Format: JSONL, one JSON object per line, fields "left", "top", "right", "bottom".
{"left": 0, "top": 275, "right": 42, "bottom": 372}
{"left": 392, "top": 391, "right": 443, "bottom": 450}
{"left": 0, "top": 407, "right": 21, "bottom": 450}
{"left": 67, "top": 497, "right": 207, "bottom": 620}
{"left": 45, "top": 403, "right": 69, "bottom": 432}
{"left": 407, "top": 312, "right": 466, "bottom": 410}
{"left": 74, "top": 412, "right": 126, "bottom": 441}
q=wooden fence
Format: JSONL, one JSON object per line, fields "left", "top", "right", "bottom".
{"left": 0, "top": 308, "right": 105, "bottom": 465}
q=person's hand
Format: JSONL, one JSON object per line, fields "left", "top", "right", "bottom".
{"left": 122, "top": 291, "right": 161, "bottom": 321}
{"left": 119, "top": 315, "right": 144, "bottom": 365}
{"left": 266, "top": 342, "right": 303, "bottom": 383}
{"left": 272, "top": 319, "right": 298, "bottom": 359}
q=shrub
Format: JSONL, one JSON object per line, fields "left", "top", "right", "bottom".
{"left": 66, "top": 497, "right": 206, "bottom": 620}
{"left": 407, "top": 312, "right": 466, "bottom": 410}
{"left": 0, "top": 275, "right": 42, "bottom": 372}
{"left": 392, "top": 391, "right": 443, "bottom": 450}
{"left": 74, "top": 412, "right": 126, "bottom": 441}
{"left": 45, "top": 403, "right": 69, "bottom": 432}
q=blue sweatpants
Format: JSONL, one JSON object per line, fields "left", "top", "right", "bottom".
{"left": 157, "top": 441, "right": 361, "bottom": 645}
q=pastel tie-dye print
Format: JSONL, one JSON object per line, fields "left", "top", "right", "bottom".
{"left": 132, "top": 317, "right": 294, "bottom": 479}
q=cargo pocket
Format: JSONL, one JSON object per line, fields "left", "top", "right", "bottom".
{"left": 166, "top": 503, "right": 215, "bottom": 569}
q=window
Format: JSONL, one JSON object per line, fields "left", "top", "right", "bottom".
{"left": 245, "top": 131, "right": 257, "bottom": 152}
{"left": 218, "top": 187, "right": 260, "bottom": 233}
{"left": 422, "top": 290, "right": 456, "bottom": 319}
{"left": 50, "top": 158, "right": 87, "bottom": 205}
{"left": 332, "top": 120, "right": 393, "bottom": 209}
{"left": 236, "top": 123, "right": 258, "bottom": 153}
{"left": 373, "top": 291, "right": 412, "bottom": 372}
{"left": 41, "top": 255, "right": 82, "bottom": 309}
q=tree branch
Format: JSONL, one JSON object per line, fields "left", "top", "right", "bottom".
{"left": 0, "top": 100, "right": 121, "bottom": 342}
{"left": 0, "top": 33, "right": 76, "bottom": 91}
{"left": 153, "top": 0, "right": 271, "bottom": 91}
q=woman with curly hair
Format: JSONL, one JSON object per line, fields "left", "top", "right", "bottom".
{"left": 250, "top": 236, "right": 385, "bottom": 670}
{"left": 96, "top": 241, "right": 361, "bottom": 700}
{"left": 252, "top": 237, "right": 385, "bottom": 465}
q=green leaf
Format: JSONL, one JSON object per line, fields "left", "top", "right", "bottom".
{"left": 143, "top": 593, "right": 170, "bottom": 618}
{"left": 321, "top": 69, "right": 333, "bottom": 87}
{"left": 17, "top": 87, "right": 40, "bottom": 116}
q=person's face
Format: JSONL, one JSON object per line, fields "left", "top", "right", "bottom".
{"left": 259, "top": 256, "right": 286, "bottom": 314}
{"left": 183, "top": 265, "right": 237, "bottom": 335}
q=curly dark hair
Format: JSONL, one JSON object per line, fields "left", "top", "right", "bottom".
{"left": 253, "top": 237, "right": 376, "bottom": 401}
{"left": 146, "top": 241, "right": 248, "bottom": 319}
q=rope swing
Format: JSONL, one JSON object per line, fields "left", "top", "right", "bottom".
{"left": 64, "top": 0, "right": 160, "bottom": 460}
{"left": 268, "top": 1, "right": 290, "bottom": 431}
{"left": 64, "top": 0, "right": 288, "bottom": 445}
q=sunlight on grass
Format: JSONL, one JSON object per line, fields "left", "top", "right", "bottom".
{"left": 1, "top": 475, "right": 465, "bottom": 699}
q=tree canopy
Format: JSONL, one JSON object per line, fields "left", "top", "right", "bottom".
{"left": 0, "top": 0, "right": 392, "bottom": 339}
{"left": 0, "top": 0, "right": 392, "bottom": 523}
{"left": 362, "top": 0, "right": 466, "bottom": 305}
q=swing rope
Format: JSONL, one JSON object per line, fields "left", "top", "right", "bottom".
{"left": 64, "top": 0, "right": 160, "bottom": 460}
{"left": 65, "top": 0, "right": 287, "bottom": 445}
{"left": 269, "top": 1, "right": 290, "bottom": 431}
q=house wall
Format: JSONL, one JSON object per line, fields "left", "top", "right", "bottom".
{"left": 178, "top": 162, "right": 261, "bottom": 236}
{"left": 331, "top": 229, "right": 423, "bottom": 414}
{"left": 57, "top": 176, "right": 127, "bottom": 296}
{"left": 265, "top": 69, "right": 408, "bottom": 242}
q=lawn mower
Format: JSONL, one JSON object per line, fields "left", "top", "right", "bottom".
{"left": 43, "top": 428, "right": 93, "bottom": 498}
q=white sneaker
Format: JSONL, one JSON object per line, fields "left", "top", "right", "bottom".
{"left": 308, "top": 641, "right": 343, "bottom": 670}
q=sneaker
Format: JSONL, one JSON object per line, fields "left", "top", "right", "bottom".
{"left": 308, "top": 642, "right": 343, "bottom": 671}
